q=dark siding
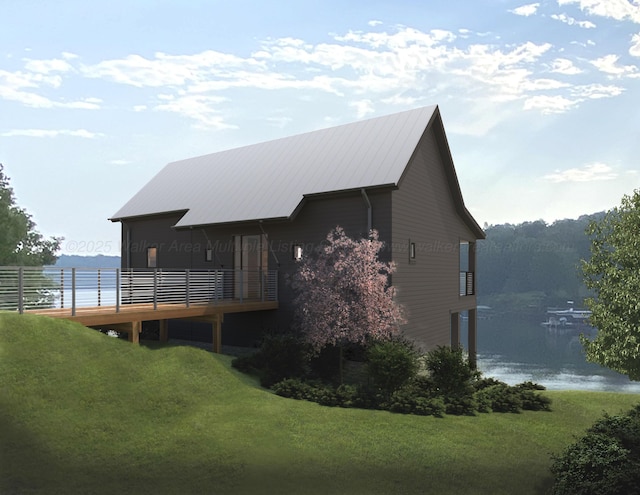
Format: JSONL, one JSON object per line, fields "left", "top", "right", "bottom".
{"left": 122, "top": 213, "right": 195, "bottom": 269}
{"left": 391, "top": 127, "right": 478, "bottom": 351}
{"left": 119, "top": 188, "right": 393, "bottom": 345}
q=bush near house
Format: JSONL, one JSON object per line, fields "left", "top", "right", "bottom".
{"left": 234, "top": 338, "right": 552, "bottom": 417}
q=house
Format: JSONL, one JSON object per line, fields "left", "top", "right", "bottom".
{"left": 110, "top": 105, "right": 485, "bottom": 360}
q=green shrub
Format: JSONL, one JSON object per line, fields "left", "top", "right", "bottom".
{"left": 387, "top": 386, "right": 445, "bottom": 417}
{"left": 475, "top": 384, "right": 522, "bottom": 413}
{"left": 272, "top": 378, "right": 341, "bottom": 407}
{"left": 424, "top": 345, "right": 478, "bottom": 396}
{"left": 308, "top": 383, "right": 339, "bottom": 406}
{"left": 515, "top": 380, "right": 546, "bottom": 391}
{"left": 550, "top": 405, "right": 640, "bottom": 494}
{"left": 518, "top": 388, "right": 552, "bottom": 411}
{"left": 474, "top": 377, "right": 508, "bottom": 391}
{"left": 443, "top": 394, "right": 478, "bottom": 416}
{"left": 424, "top": 346, "right": 479, "bottom": 415}
{"left": 272, "top": 378, "right": 313, "bottom": 400}
{"left": 335, "top": 384, "right": 359, "bottom": 408}
{"left": 367, "top": 339, "right": 419, "bottom": 395}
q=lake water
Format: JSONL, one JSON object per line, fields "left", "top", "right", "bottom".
{"left": 475, "top": 316, "right": 640, "bottom": 393}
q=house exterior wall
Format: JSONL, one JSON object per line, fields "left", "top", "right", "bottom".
{"left": 119, "top": 189, "right": 393, "bottom": 345}
{"left": 391, "top": 126, "right": 478, "bottom": 351}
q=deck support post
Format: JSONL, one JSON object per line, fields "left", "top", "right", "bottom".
{"left": 468, "top": 308, "right": 477, "bottom": 369}
{"left": 159, "top": 319, "right": 169, "bottom": 343}
{"left": 128, "top": 320, "right": 141, "bottom": 344}
{"left": 212, "top": 314, "right": 223, "bottom": 354}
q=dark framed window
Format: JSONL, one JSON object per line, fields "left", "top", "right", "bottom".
{"left": 205, "top": 248, "right": 213, "bottom": 262}
{"left": 409, "top": 241, "right": 416, "bottom": 263}
{"left": 147, "top": 247, "right": 157, "bottom": 268}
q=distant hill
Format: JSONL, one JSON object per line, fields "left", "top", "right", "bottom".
{"left": 476, "top": 212, "right": 605, "bottom": 314}
{"left": 54, "top": 254, "right": 121, "bottom": 268}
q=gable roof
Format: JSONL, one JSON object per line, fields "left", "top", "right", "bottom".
{"left": 110, "top": 105, "right": 484, "bottom": 238}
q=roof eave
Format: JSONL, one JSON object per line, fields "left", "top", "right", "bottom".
{"left": 109, "top": 209, "right": 190, "bottom": 223}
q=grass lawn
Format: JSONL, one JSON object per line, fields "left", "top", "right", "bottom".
{"left": 1, "top": 311, "right": 638, "bottom": 494}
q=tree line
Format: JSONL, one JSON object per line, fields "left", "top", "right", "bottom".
{"left": 476, "top": 213, "right": 605, "bottom": 314}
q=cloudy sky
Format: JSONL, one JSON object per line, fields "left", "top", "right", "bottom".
{"left": 1, "top": 0, "right": 639, "bottom": 256}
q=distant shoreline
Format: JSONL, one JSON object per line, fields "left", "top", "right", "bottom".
{"left": 54, "top": 254, "right": 121, "bottom": 268}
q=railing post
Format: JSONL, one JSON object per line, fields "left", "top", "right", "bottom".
{"left": 274, "top": 271, "right": 278, "bottom": 301}
{"left": 71, "top": 268, "right": 76, "bottom": 316}
{"left": 261, "top": 270, "right": 265, "bottom": 302}
{"left": 18, "top": 267, "right": 24, "bottom": 314}
{"left": 116, "top": 268, "right": 120, "bottom": 313}
{"left": 60, "top": 269, "right": 65, "bottom": 308}
{"left": 239, "top": 269, "right": 243, "bottom": 303}
{"left": 153, "top": 269, "right": 158, "bottom": 310}
{"left": 97, "top": 269, "right": 102, "bottom": 307}
{"left": 185, "top": 269, "right": 190, "bottom": 308}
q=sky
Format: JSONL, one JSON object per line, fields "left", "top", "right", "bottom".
{"left": 1, "top": 0, "right": 639, "bottom": 256}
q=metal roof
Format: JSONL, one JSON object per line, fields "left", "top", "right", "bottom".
{"left": 111, "top": 105, "right": 440, "bottom": 228}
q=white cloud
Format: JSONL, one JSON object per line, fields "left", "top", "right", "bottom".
{"left": 368, "top": 20, "right": 383, "bottom": 27}
{"left": 557, "top": 0, "right": 640, "bottom": 24}
{"left": 2, "top": 22, "right": 632, "bottom": 130}
{"left": 1, "top": 128, "right": 104, "bottom": 138}
{"left": 543, "top": 162, "right": 618, "bottom": 182}
{"left": 590, "top": 54, "right": 639, "bottom": 76}
{"left": 349, "top": 99, "right": 375, "bottom": 118}
{"left": 82, "top": 50, "right": 263, "bottom": 88}
{"left": 550, "top": 57, "right": 583, "bottom": 74}
{"left": 0, "top": 67, "right": 101, "bottom": 109}
{"left": 523, "top": 94, "right": 577, "bottom": 113}
{"left": 630, "top": 33, "right": 640, "bottom": 56}
{"left": 23, "top": 57, "right": 74, "bottom": 74}
{"left": 78, "top": 28, "right": 583, "bottom": 126}
{"left": 153, "top": 93, "right": 237, "bottom": 129}
{"left": 571, "top": 83, "right": 625, "bottom": 98}
{"left": 510, "top": 3, "right": 540, "bottom": 16}
{"left": 550, "top": 13, "right": 596, "bottom": 28}
{"left": 109, "top": 159, "right": 132, "bottom": 165}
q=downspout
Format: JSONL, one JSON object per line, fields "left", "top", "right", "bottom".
{"left": 125, "top": 225, "right": 131, "bottom": 269}
{"left": 361, "top": 188, "right": 372, "bottom": 234}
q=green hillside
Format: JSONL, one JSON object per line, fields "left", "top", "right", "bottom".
{"left": 1, "top": 312, "right": 638, "bottom": 495}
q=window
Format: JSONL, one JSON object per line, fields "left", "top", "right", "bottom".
{"left": 293, "top": 244, "right": 303, "bottom": 261}
{"left": 205, "top": 248, "right": 213, "bottom": 262}
{"left": 147, "top": 247, "right": 157, "bottom": 268}
{"left": 409, "top": 241, "right": 416, "bottom": 262}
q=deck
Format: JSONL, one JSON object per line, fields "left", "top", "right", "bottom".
{"left": 2, "top": 267, "right": 279, "bottom": 352}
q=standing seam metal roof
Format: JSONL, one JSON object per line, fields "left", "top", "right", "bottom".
{"left": 110, "top": 105, "right": 439, "bottom": 228}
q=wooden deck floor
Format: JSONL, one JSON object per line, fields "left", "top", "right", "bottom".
{"left": 26, "top": 299, "right": 278, "bottom": 352}
{"left": 27, "top": 300, "right": 278, "bottom": 327}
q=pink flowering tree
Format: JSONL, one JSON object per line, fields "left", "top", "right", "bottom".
{"left": 291, "top": 227, "right": 406, "bottom": 362}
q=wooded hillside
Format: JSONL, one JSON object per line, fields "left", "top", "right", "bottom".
{"left": 476, "top": 213, "right": 604, "bottom": 314}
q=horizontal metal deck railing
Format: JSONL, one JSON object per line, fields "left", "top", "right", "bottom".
{"left": 0, "top": 267, "right": 278, "bottom": 315}
{"left": 459, "top": 271, "right": 475, "bottom": 296}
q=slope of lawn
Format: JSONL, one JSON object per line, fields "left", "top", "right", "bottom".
{"left": 1, "top": 311, "right": 638, "bottom": 495}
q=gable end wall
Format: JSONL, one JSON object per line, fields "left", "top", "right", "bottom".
{"left": 391, "top": 126, "right": 478, "bottom": 351}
